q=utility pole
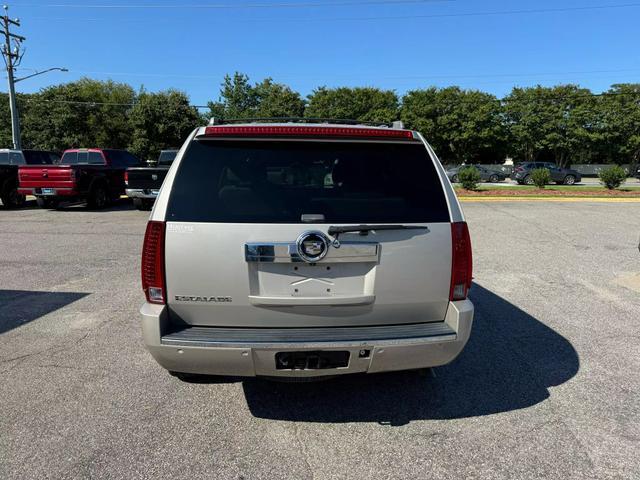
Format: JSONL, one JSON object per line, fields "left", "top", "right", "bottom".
{"left": 1, "top": 5, "right": 25, "bottom": 150}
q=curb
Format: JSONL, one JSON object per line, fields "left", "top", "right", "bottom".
{"left": 459, "top": 196, "right": 640, "bottom": 203}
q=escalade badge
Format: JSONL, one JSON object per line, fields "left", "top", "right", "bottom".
{"left": 175, "top": 295, "right": 232, "bottom": 303}
{"left": 296, "top": 231, "right": 330, "bottom": 263}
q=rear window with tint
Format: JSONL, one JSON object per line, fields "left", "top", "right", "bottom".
{"left": 167, "top": 140, "right": 450, "bottom": 224}
{"left": 106, "top": 150, "right": 141, "bottom": 167}
{"left": 158, "top": 150, "right": 178, "bottom": 166}
{"left": 61, "top": 152, "right": 78, "bottom": 164}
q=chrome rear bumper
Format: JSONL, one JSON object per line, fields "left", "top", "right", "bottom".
{"left": 141, "top": 300, "right": 474, "bottom": 378}
{"left": 126, "top": 188, "right": 158, "bottom": 200}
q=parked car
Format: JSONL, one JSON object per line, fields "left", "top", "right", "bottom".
{"left": 446, "top": 165, "right": 508, "bottom": 183}
{"left": 512, "top": 162, "right": 582, "bottom": 185}
{"left": 125, "top": 149, "right": 178, "bottom": 210}
{"left": 0, "top": 149, "right": 60, "bottom": 208}
{"left": 18, "top": 148, "right": 141, "bottom": 209}
{"left": 140, "top": 121, "right": 474, "bottom": 380}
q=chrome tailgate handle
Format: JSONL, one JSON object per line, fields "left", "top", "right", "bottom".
{"left": 245, "top": 241, "right": 379, "bottom": 263}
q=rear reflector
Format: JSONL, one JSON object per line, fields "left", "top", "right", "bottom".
{"left": 141, "top": 221, "right": 166, "bottom": 304}
{"left": 203, "top": 125, "right": 415, "bottom": 139}
{"left": 450, "top": 222, "right": 473, "bottom": 301}
{"left": 124, "top": 171, "right": 128, "bottom": 186}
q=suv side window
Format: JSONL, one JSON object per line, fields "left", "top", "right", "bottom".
{"left": 0, "top": 152, "right": 9, "bottom": 165}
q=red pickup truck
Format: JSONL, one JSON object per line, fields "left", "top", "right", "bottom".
{"left": 19, "top": 148, "right": 141, "bottom": 208}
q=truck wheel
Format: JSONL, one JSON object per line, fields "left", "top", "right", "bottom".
{"left": 88, "top": 184, "right": 107, "bottom": 209}
{"left": 36, "top": 197, "right": 59, "bottom": 209}
{"left": 1, "top": 186, "right": 25, "bottom": 209}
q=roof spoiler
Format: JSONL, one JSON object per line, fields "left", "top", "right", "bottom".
{"left": 208, "top": 117, "right": 405, "bottom": 129}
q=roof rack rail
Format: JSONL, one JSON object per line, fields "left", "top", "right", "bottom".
{"left": 208, "top": 117, "right": 404, "bottom": 129}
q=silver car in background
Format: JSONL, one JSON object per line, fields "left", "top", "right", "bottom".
{"left": 140, "top": 121, "right": 474, "bottom": 379}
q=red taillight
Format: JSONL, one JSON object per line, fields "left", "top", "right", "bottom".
{"left": 141, "top": 221, "right": 166, "bottom": 304}
{"left": 203, "top": 125, "right": 415, "bottom": 139}
{"left": 124, "top": 171, "right": 129, "bottom": 186}
{"left": 450, "top": 222, "right": 473, "bottom": 301}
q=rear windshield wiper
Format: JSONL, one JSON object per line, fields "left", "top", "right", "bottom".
{"left": 328, "top": 224, "right": 429, "bottom": 238}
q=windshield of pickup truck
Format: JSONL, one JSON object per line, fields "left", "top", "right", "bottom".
{"left": 166, "top": 140, "right": 449, "bottom": 224}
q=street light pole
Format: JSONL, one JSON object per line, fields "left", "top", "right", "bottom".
{"left": 2, "top": 5, "right": 24, "bottom": 149}
{"left": 1, "top": 5, "right": 67, "bottom": 150}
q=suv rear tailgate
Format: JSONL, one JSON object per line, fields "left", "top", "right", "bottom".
{"left": 163, "top": 135, "right": 453, "bottom": 329}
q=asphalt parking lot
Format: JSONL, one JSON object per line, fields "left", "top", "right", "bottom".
{"left": 1, "top": 200, "right": 639, "bottom": 479}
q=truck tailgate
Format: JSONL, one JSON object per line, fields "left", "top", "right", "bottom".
{"left": 126, "top": 167, "right": 168, "bottom": 190}
{"left": 19, "top": 165, "right": 75, "bottom": 189}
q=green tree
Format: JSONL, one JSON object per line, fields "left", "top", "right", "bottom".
{"left": 129, "top": 89, "right": 200, "bottom": 161}
{"left": 401, "top": 86, "right": 507, "bottom": 164}
{"left": 0, "top": 93, "right": 33, "bottom": 148}
{"left": 207, "top": 72, "right": 305, "bottom": 120}
{"left": 597, "top": 84, "right": 640, "bottom": 166}
{"left": 503, "top": 85, "right": 599, "bottom": 167}
{"left": 20, "top": 78, "right": 135, "bottom": 151}
{"left": 305, "top": 87, "right": 399, "bottom": 122}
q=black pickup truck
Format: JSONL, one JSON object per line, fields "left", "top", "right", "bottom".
{"left": 0, "top": 149, "right": 60, "bottom": 208}
{"left": 125, "top": 149, "right": 177, "bottom": 210}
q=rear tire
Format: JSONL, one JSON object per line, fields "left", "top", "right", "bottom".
{"left": 1, "top": 185, "right": 25, "bottom": 209}
{"left": 133, "top": 198, "right": 144, "bottom": 210}
{"left": 489, "top": 174, "right": 499, "bottom": 183}
{"left": 87, "top": 184, "right": 108, "bottom": 209}
{"left": 133, "top": 198, "right": 154, "bottom": 211}
{"left": 451, "top": 175, "right": 459, "bottom": 183}
{"left": 563, "top": 175, "right": 576, "bottom": 185}
{"left": 524, "top": 175, "right": 534, "bottom": 185}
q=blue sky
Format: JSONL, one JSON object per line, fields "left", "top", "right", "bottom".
{"left": 6, "top": 0, "right": 640, "bottom": 108}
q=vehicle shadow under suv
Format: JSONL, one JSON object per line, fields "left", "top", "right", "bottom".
{"left": 240, "top": 283, "right": 579, "bottom": 425}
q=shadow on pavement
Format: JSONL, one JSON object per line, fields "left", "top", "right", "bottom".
{"left": 0, "top": 290, "right": 89, "bottom": 334}
{"left": 52, "top": 199, "right": 137, "bottom": 212}
{"left": 240, "top": 283, "right": 579, "bottom": 424}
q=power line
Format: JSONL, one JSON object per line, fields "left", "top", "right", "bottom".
{"left": 8, "top": 88, "right": 640, "bottom": 110}
{"left": 20, "top": 1, "right": 640, "bottom": 21}
{"left": 47, "top": 66, "right": 640, "bottom": 82}
{"left": 10, "top": 0, "right": 452, "bottom": 9}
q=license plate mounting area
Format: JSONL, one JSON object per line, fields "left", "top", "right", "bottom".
{"left": 275, "top": 351, "right": 350, "bottom": 370}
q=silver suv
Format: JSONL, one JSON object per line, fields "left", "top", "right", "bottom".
{"left": 140, "top": 121, "right": 474, "bottom": 379}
